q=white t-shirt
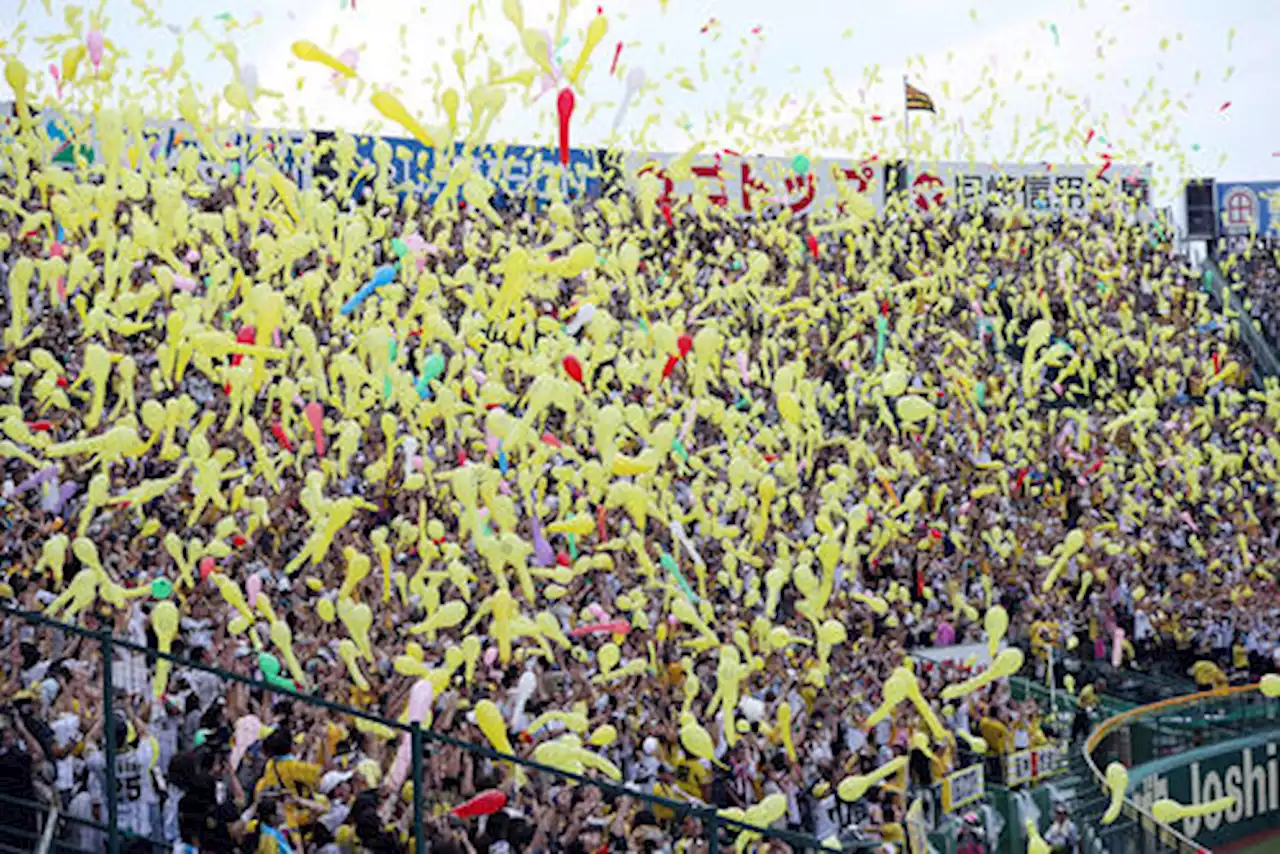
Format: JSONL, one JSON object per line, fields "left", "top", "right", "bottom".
{"left": 114, "top": 608, "right": 151, "bottom": 697}
{"left": 810, "top": 794, "right": 841, "bottom": 840}
{"left": 182, "top": 670, "right": 222, "bottom": 712}
{"left": 50, "top": 712, "right": 83, "bottom": 794}
{"left": 66, "top": 790, "right": 106, "bottom": 853}
{"left": 90, "top": 739, "right": 158, "bottom": 837}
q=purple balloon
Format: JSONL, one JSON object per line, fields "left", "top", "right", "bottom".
{"left": 528, "top": 494, "right": 555, "bottom": 567}
{"left": 48, "top": 480, "right": 77, "bottom": 514}
{"left": 13, "top": 466, "right": 57, "bottom": 497}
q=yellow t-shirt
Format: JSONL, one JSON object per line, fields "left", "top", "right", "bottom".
{"left": 255, "top": 757, "right": 322, "bottom": 827}
{"left": 677, "top": 758, "right": 710, "bottom": 801}
{"left": 979, "top": 718, "right": 1011, "bottom": 754}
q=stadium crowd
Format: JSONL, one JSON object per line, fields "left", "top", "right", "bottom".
{"left": 2, "top": 125, "right": 1279, "bottom": 854}
{"left": 1228, "top": 242, "right": 1280, "bottom": 352}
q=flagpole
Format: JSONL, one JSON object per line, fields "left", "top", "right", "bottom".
{"left": 903, "top": 75, "right": 910, "bottom": 151}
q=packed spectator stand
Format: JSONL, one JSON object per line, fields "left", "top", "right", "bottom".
{"left": 2, "top": 125, "right": 1279, "bottom": 854}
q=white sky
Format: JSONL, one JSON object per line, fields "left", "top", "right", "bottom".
{"left": 2, "top": 0, "right": 1278, "bottom": 202}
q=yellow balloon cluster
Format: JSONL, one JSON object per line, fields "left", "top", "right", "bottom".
{"left": 0, "top": 0, "right": 1271, "bottom": 840}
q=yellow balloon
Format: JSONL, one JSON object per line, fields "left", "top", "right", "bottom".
{"left": 371, "top": 91, "right": 436, "bottom": 149}
{"left": 1101, "top": 762, "right": 1128, "bottom": 825}
{"left": 566, "top": 14, "right": 608, "bottom": 85}
{"left": 896, "top": 395, "right": 935, "bottom": 424}
{"left": 984, "top": 605, "right": 1009, "bottom": 658}
{"left": 150, "top": 601, "right": 180, "bottom": 697}
{"left": 1151, "top": 796, "right": 1236, "bottom": 823}
{"left": 474, "top": 699, "right": 515, "bottom": 756}
{"left": 291, "top": 41, "right": 357, "bottom": 78}
{"left": 882, "top": 370, "right": 909, "bottom": 397}
{"left": 1260, "top": 674, "right": 1280, "bottom": 698}
{"left": 598, "top": 642, "right": 620, "bottom": 673}
{"left": 316, "top": 597, "right": 336, "bottom": 622}
{"left": 679, "top": 718, "right": 716, "bottom": 761}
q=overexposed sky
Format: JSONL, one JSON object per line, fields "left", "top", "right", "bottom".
{"left": 2, "top": 0, "right": 1278, "bottom": 198}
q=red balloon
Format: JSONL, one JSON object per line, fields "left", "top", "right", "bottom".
{"left": 806, "top": 234, "right": 819, "bottom": 259}
{"left": 230, "top": 325, "right": 257, "bottom": 369}
{"left": 556, "top": 88, "right": 576, "bottom": 166}
{"left": 661, "top": 354, "right": 680, "bottom": 381}
{"left": 677, "top": 334, "right": 693, "bottom": 357}
{"left": 660, "top": 202, "right": 674, "bottom": 227}
{"left": 199, "top": 556, "right": 216, "bottom": 581}
{"left": 270, "top": 420, "right": 294, "bottom": 452}
{"left": 452, "top": 789, "right": 507, "bottom": 819}
{"left": 562, "top": 354, "right": 584, "bottom": 385}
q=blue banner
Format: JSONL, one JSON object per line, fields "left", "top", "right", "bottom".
{"left": 1216, "top": 181, "right": 1280, "bottom": 237}
{"left": 5, "top": 104, "right": 609, "bottom": 205}
{"left": 341, "top": 133, "right": 605, "bottom": 205}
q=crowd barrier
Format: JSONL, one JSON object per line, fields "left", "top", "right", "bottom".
{"left": 0, "top": 604, "right": 829, "bottom": 854}
{"left": 1083, "top": 683, "right": 1278, "bottom": 854}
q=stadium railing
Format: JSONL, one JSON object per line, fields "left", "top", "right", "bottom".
{"left": 1203, "top": 261, "right": 1280, "bottom": 381}
{"left": 1, "top": 603, "right": 837, "bottom": 854}
{"left": 1082, "top": 683, "right": 1276, "bottom": 854}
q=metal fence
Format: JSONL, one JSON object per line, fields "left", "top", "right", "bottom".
{"left": 1, "top": 604, "right": 837, "bottom": 854}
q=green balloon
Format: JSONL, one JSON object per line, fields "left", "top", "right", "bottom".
{"left": 258, "top": 652, "right": 281, "bottom": 678}
{"left": 391, "top": 238, "right": 408, "bottom": 257}
{"left": 151, "top": 578, "right": 173, "bottom": 599}
{"left": 423, "top": 352, "right": 447, "bottom": 381}
{"left": 267, "top": 675, "right": 296, "bottom": 692}
{"left": 792, "top": 154, "right": 810, "bottom": 174}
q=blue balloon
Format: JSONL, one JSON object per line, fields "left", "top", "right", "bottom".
{"left": 339, "top": 266, "right": 398, "bottom": 316}
{"left": 339, "top": 284, "right": 376, "bottom": 316}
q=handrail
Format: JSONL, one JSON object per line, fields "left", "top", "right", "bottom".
{"left": 1081, "top": 682, "right": 1269, "bottom": 854}
{"left": 1205, "top": 261, "right": 1280, "bottom": 381}
{"left": 0, "top": 603, "right": 822, "bottom": 852}
{"left": 36, "top": 802, "right": 58, "bottom": 854}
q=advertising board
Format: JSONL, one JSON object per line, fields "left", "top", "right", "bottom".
{"left": 1130, "top": 732, "right": 1280, "bottom": 846}
{"left": 1216, "top": 180, "right": 1280, "bottom": 237}
{"left": 906, "top": 161, "right": 1152, "bottom": 214}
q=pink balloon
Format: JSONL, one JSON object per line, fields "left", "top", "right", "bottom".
{"left": 407, "top": 679, "right": 434, "bottom": 723}
{"left": 569, "top": 619, "right": 631, "bottom": 638}
{"left": 185, "top": 248, "right": 201, "bottom": 263}
{"left": 173, "top": 276, "right": 198, "bottom": 293}
{"left": 483, "top": 646, "right": 499, "bottom": 666}
{"left": 403, "top": 234, "right": 428, "bottom": 252}
{"left": 246, "top": 574, "right": 263, "bottom": 608}
{"left": 386, "top": 734, "right": 412, "bottom": 795}
{"left": 588, "top": 603, "right": 610, "bottom": 621}
{"left": 333, "top": 48, "right": 359, "bottom": 83}
{"left": 229, "top": 715, "right": 262, "bottom": 770}
{"left": 304, "top": 401, "right": 326, "bottom": 455}
{"left": 86, "top": 30, "right": 105, "bottom": 68}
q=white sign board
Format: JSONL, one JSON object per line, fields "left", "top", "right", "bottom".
{"left": 621, "top": 150, "right": 887, "bottom": 215}
{"left": 906, "top": 161, "right": 1153, "bottom": 215}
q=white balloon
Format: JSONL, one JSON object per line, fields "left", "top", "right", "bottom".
{"left": 739, "top": 696, "right": 765, "bottom": 722}
{"left": 240, "top": 63, "right": 259, "bottom": 97}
